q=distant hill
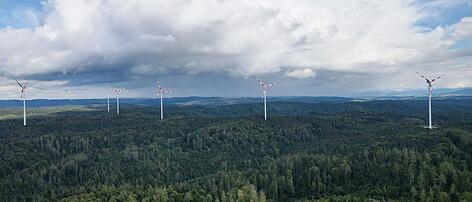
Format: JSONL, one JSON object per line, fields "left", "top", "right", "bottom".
{"left": 2, "top": 92, "right": 472, "bottom": 109}
{"left": 356, "top": 87, "right": 472, "bottom": 98}
{"left": 443, "top": 88, "right": 472, "bottom": 96}
{"left": 0, "top": 96, "right": 352, "bottom": 108}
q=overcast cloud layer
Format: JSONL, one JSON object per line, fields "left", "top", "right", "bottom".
{"left": 0, "top": 0, "right": 471, "bottom": 98}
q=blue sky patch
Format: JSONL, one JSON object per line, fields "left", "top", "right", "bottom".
{"left": 0, "top": 0, "right": 43, "bottom": 28}
{"left": 414, "top": 1, "right": 472, "bottom": 29}
{"left": 450, "top": 39, "right": 472, "bottom": 50}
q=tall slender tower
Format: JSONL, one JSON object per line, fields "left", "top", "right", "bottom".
{"left": 23, "top": 90, "right": 26, "bottom": 126}
{"left": 107, "top": 88, "right": 110, "bottom": 113}
{"left": 112, "top": 88, "right": 123, "bottom": 114}
{"left": 416, "top": 72, "right": 444, "bottom": 129}
{"left": 15, "top": 79, "right": 28, "bottom": 126}
{"left": 257, "top": 79, "right": 275, "bottom": 120}
{"left": 428, "top": 82, "right": 432, "bottom": 129}
{"left": 117, "top": 95, "right": 119, "bottom": 114}
{"left": 160, "top": 92, "right": 163, "bottom": 119}
{"left": 157, "top": 81, "right": 170, "bottom": 120}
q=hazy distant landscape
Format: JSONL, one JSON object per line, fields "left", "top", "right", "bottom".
{"left": 1, "top": 96, "right": 472, "bottom": 201}
{"left": 2, "top": 86, "right": 472, "bottom": 109}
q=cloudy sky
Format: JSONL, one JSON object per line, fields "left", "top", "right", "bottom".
{"left": 0, "top": 0, "right": 471, "bottom": 99}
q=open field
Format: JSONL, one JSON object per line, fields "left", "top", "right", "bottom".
{"left": 0, "top": 106, "right": 96, "bottom": 120}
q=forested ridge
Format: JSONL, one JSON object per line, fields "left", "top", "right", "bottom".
{"left": 1, "top": 99, "right": 472, "bottom": 201}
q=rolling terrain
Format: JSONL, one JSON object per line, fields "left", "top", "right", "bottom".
{"left": 1, "top": 97, "right": 472, "bottom": 201}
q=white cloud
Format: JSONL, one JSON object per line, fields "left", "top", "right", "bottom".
{"left": 450, "top": 17, "right": 472, "bottom": 40}
{"left": 285, "top": 69, "right": 316, "bottom": 79}
{"left": 0, "top": 0, "right": 470, "bottom": 98}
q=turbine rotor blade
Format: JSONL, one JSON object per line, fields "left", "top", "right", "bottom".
{"left": 259, "top": 80, "right": 264, "bottom": 87}
{"left": 112, "top": 88, "right": 123, "bottom": 94}
{"left": 256, "top": 78, "right": 265, "bottom": 87}
{"left": 431, "top": 74, "right": 444, "bottom": 83}
{"left": 15, "top": 79, "right": 24, "bottom": 88}
{"left": 415, "top": 71, "right": 427, "bottom": 80}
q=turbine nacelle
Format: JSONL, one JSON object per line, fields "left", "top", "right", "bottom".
{"left": 416, "top": 72, "right": 443, "bottom": 85}
{"left": 257, "top": 79, "right": 275, "bottom": 89}
{"left": 257, "top": 78, "right": 275, "bottom": 97}
{"left": 112, "top": 88, "right": 124, "bottom": 95}
{"left": 157, "top": 80, "right": 171, "bottom": 96}
{"left": 15, "top": 79, "right": 28, "bottom": 98}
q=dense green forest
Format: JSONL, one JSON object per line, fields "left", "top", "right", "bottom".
{"left": 1, "top": 99, "right": 472, "bottom": 201}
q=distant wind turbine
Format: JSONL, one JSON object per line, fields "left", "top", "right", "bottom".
{"left": 107, "top": 85, "right": 111, "bottom": 113}
{"left": 257, "top": 79, "right": 275, "bottom": 120}
{"left": 416, "top": 72, "right": 444, "bottom": 129}
{"left": 157, "top": 80, "right": 171, "bottom": 120}
{"left": 112, "top": 88, "right": 123, "bottom": 114}
{"left": 15, "top": 79, "right": 28, "bottom": 126}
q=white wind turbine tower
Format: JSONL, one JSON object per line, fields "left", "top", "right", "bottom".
{"left": 157, "top": 80, "right": 171, "bottom": 120}
{"left": 15, "top": 79, "right": 28, "bottom": 126}
{"left": 106, "top": 86, "right": 111, "bottom": 113}
{"left": 416, "top": 72, "right": 444, "bottom": 130}
{"left": 112, "top": 88, "right": 123, "bottom": 114}
{"left": 107, "top": 90, "right": 110, "bottom": 113}
{"left": 257, "top": 79, "right": 275, "bottom": 120}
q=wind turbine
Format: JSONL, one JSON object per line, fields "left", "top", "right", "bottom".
{"left": 157, "top": 81, "right": 171, "bottom": 120}
{"left": 106, "top": 86, "right": 111, "bottom": 113}
{"left": 112, "top": 88, "right": 123, "bottom": 114}
{"left": 416, "top": 72, "right": 444, "bottom": 130}
{"left": 15, "top": 79, "right": 28, "bottom": 126}
{"left": 257, "top": 79, "right": 275, "bottom": 120}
